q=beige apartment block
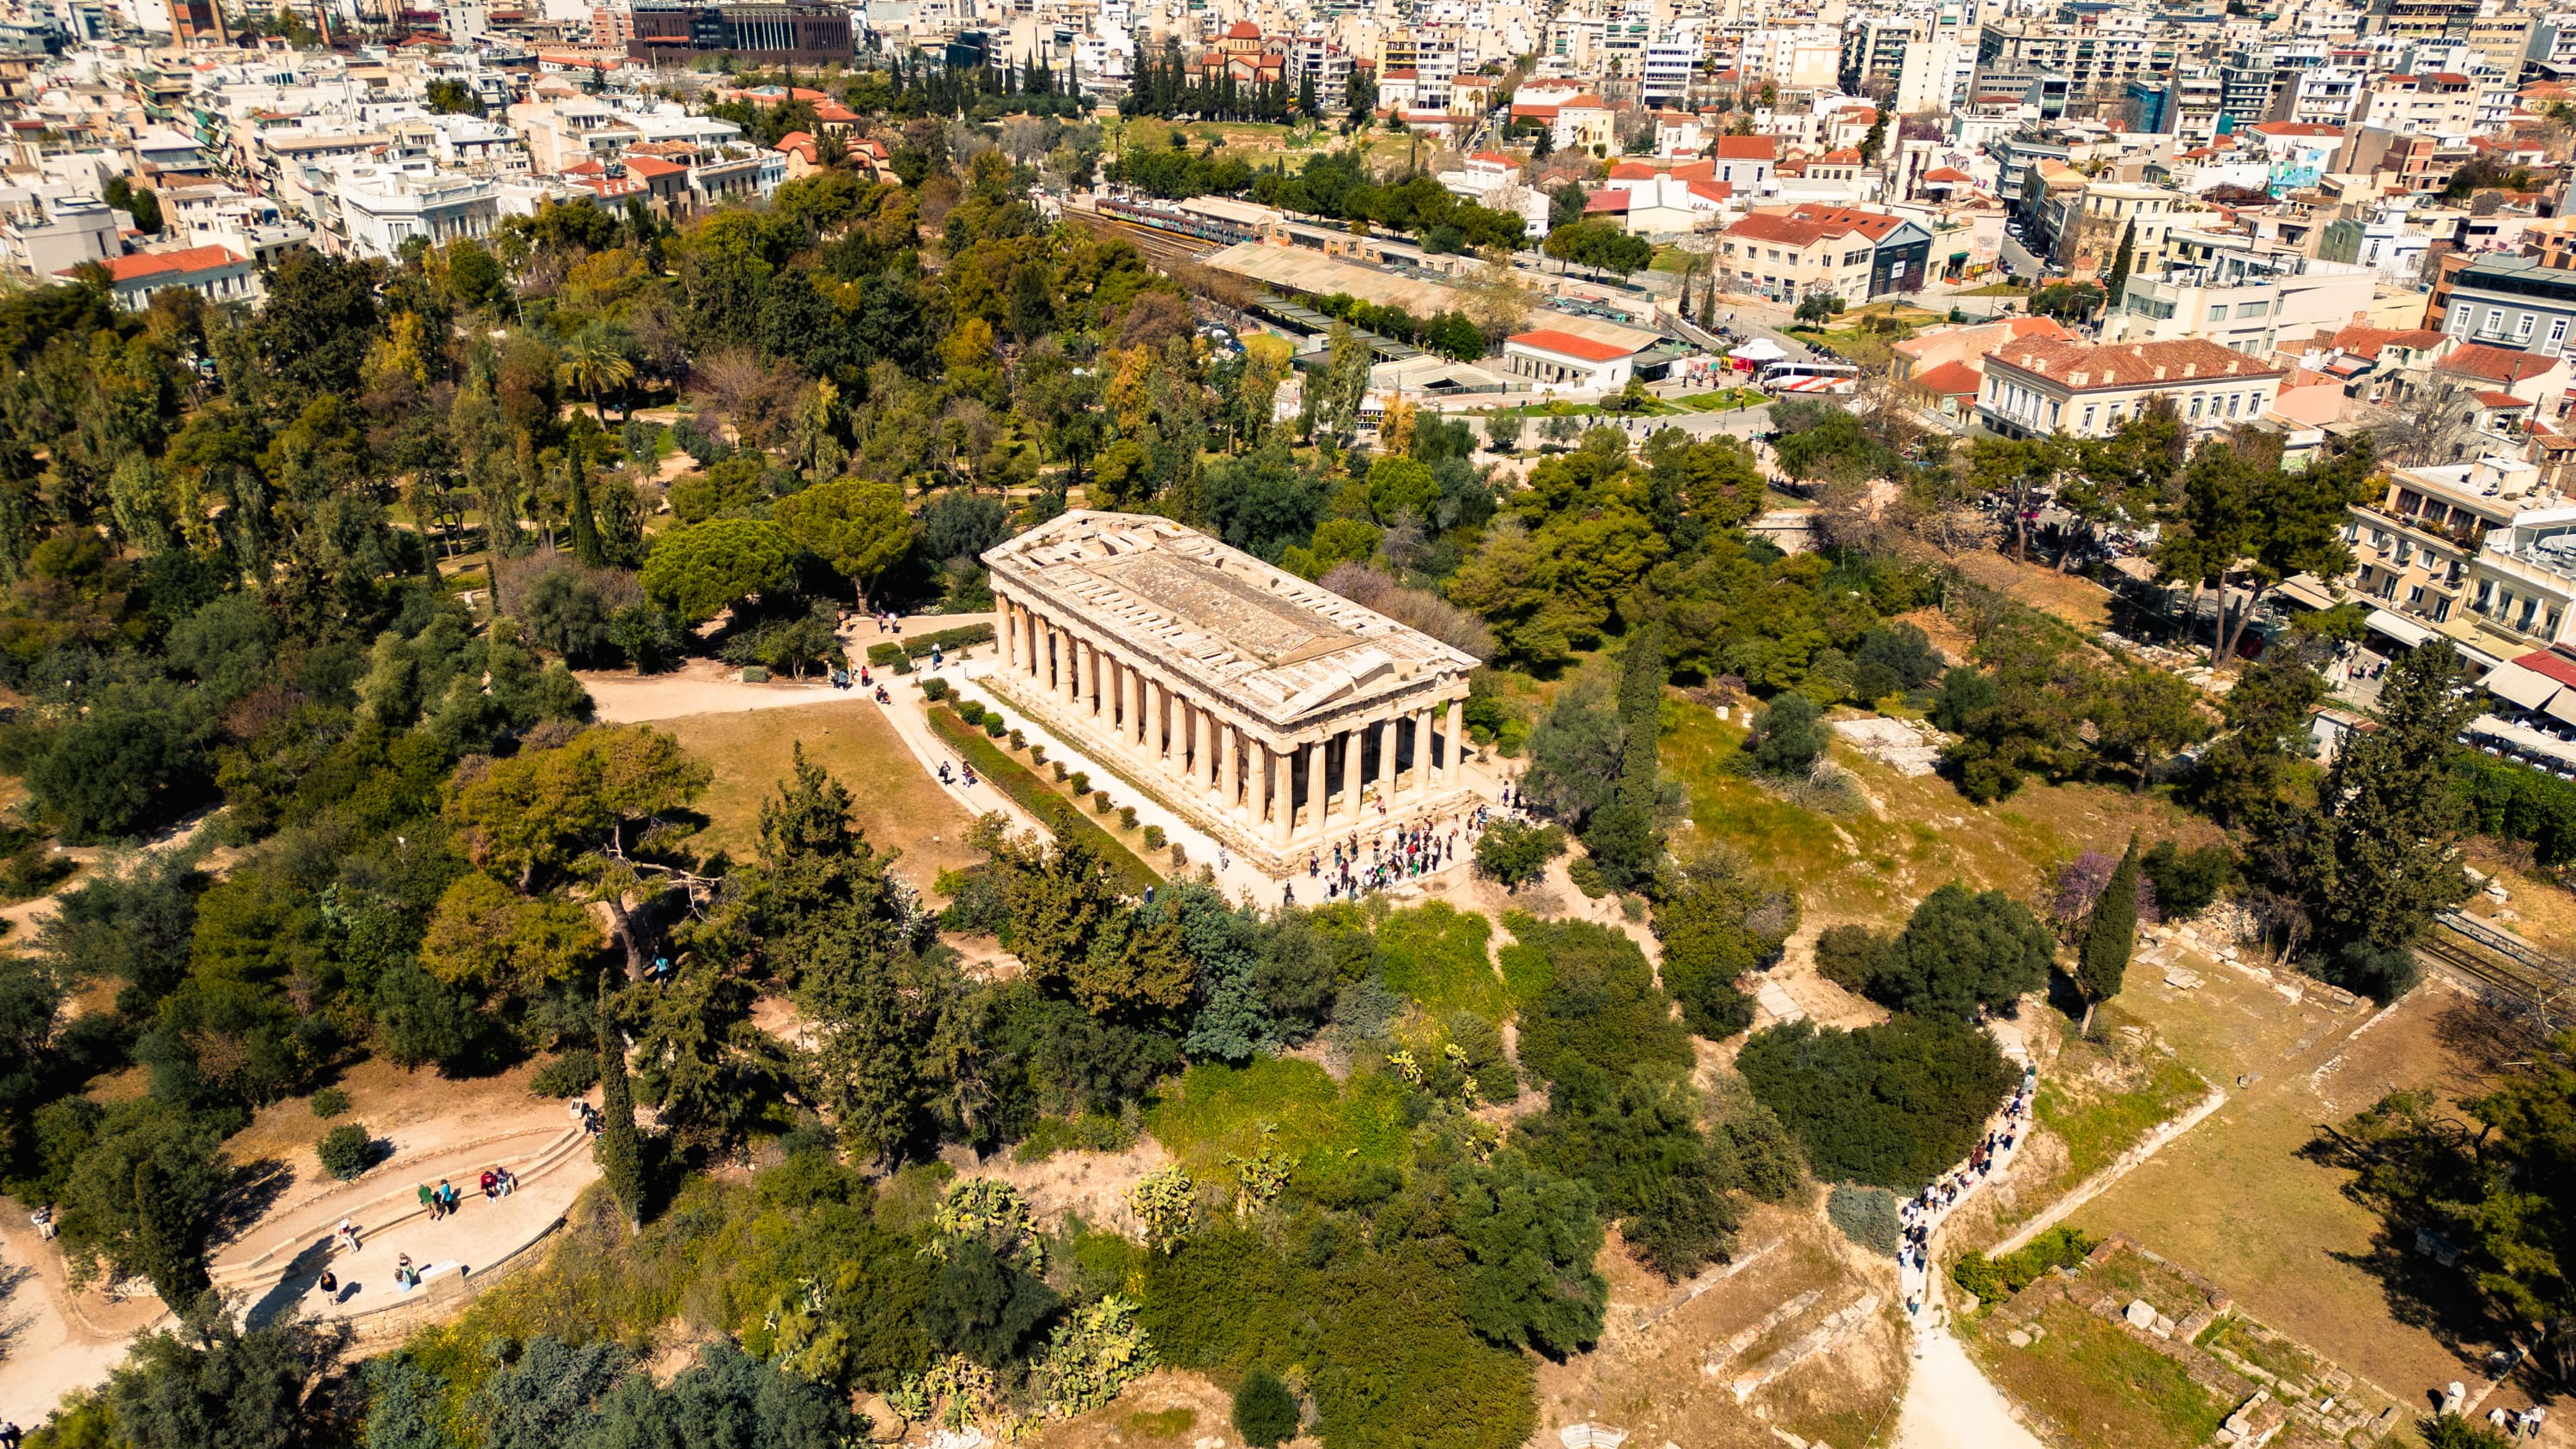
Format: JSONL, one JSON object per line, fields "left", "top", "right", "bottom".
{"left": 982, "top": 513, "right": 1479, "bottom": 874}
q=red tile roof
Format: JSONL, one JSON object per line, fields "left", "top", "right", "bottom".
{"left": 2517, "top": 648, "right": 2576, "bottom": 689}
{"left": 1583, "top": 190, "right": 1629, "bottom": 213}
{"left": 2330, "top": 325, "right": 2445, "bottom": 359}
{"left": 1986, "top": 338, "right": 2285, "bottom": 390}
{"left": 1714, "top": 135, "right": 1777, "bottom": 161}
{"left": 1224, "top": 20, "right": 1259, "bottom": 37}
{"left": 1508, "top": 328, "right": 1636, "bottom": 362}
{"left": 2480, "top": 391, "right": 2531, "bottom": 409}
{"left": 2441, "top": 343, "right": 2561, "bottom": 384}
{"left": 1912, "top": 359, "right": 1984, "bottom": 395}
{"left": 1607, "top": 161, "right": 1656, "bottom": 179}
{"left": 64, "top": 244, "right": 244, "bottom": 283}
{"left": 1922, "top": 166, "right": 1973, "bottom": 182}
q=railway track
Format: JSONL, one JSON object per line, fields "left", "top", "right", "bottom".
{"left": 1066, "top": 207, "right": 1219, "bottom": 269}
{"left": 2418, "top": 911, "right": 2576, "bottom": 1035}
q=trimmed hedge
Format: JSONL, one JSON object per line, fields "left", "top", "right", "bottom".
{"left": 928, "top": 704, "right": 1159, "bottom": 892}
{"left": 899, "top": 623, "right": 996, "bottom": 659}
{"left": 2458, "top": 748, "right": 2576, "bottom": 866}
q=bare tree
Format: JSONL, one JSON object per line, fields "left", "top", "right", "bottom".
{"left": 1318, "top": 561, "right": 1496, "bottom": 660}
{"left": 2368, "top": 377, "right": 2486, "bottom": 466}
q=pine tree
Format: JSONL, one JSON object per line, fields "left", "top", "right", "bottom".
{"left": 2076, "top": 835, "right": 2139, "bottom": 1032}
{"left": 594, "top": 972, "right": 648, "bottom": 1227}
{"left": 2105, "top": 221, "right": 2137, "bottom": 307}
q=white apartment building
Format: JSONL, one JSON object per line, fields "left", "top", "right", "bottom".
{"left": 0, "top": 193, "right": 118, "bottom": 278}
{"left": 332, "top": 164, "right": 501, "bottom": 259}
{"left": 2106, "top": 252, "right": 2377, "bottom": 356}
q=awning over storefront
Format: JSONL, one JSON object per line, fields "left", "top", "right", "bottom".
{"left": 2366, "top": 607, "right": 2435, "bottom": 648}
{"left": 2482, "top": 661, "right": 2562, "bottom": 711}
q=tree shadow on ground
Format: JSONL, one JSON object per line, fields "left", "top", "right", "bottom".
{"left": 2428, "top": 997, "right": 2537, "bottom": 1088}
{"left": 208, "top": 1155, "right": 295, "bottom": 1251}
{"left": 0, "top": 1257, "right": 34, "bottom": 1366}
{"left": 244, "top": 1237, "right": 336, "bottom": 1330}
{"left": 2325, "top": 1228, "right": 2520, "bottom": 1367}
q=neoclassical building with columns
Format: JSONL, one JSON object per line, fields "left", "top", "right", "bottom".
{"left": 980, "top": 511, "right": 1479, "bottom": 875}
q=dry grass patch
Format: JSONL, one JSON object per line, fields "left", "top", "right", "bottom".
{"left": 659, "top": 700, "right": 983, "bottom": 890}
{"left": 1529, "top": 1202, "right": 1906, "bottom": 1449}
{"left": 1949, "top": 551, "right": 2116, "bottom": 632}
{"left": 2067, "top": 982, "right": 2506, "bottom": 1397}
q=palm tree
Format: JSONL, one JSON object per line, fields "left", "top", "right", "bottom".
{"left": 558, "top": 323, "right": 638, "bottom": 423}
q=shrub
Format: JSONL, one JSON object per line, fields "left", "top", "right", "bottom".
{"left": 1947, "top": 1226, "right": 2096, "bottom": 1307}
{"left": 1233, "top": 1367, "right": 1300, "bottom": 1448}
{"left": 866, "top": 642, "right": 905, "bottom": 669}
{"left": 1118, "top": 806, "right": 1139, "bottom": 830}
{"left": 1142, "top": 825, "right": 1166, "bottom": 850}
{"left": 957, "top": 700, "right": 987, "bottom": 726}
{"left": 1170, "top": 842, "right": 1188, "bottom": 868}
{"left": 1738, "top": 1014, "right": 2016, "bottom": 1190}
{"left": 1028, "top": 742, "right": 1044, "bottom": 764}
{"left": 1826, "top": 1184, "right": 1899, "bottom": 1256}
{"left": 741, "top": 666, "right": 769, "bottom": 683}
{"left": 316, "top": 1123, "right": 374, "bottom": 1181}
{"left": 1053, "top": 761, "right": 1070, "bottom": 781}
{"left": 1069, "top": 770, "right": 1091, "bottom": 795}
{"left": 2141, "top": 840, "right": 2234, "bottom": 919}
{"left": 1566, "top": 856, "right": 1607, "bottom": 898}
{"left": 1473, "top": 820, "right": 1565, "bottom": 892}
{"left": 1011, "top": 729, "right": 1027, "bottom": 750}
{"left": 985, "top": 716, "right": 1006, "bottom": 739}
{"left": 1745, "top": 693, "right": 1829, "bottom": 777}
{"left": 921, "top": 677, "right": 951, "bottom": 702}
{"left": 1814, "top": 924, "right": 1887, "bottom": 992}
{"left": 2421, "top": 1414, "right": 2517, "bottom": 1449}
{"left": 530, "top": 1050, "right": 599, "bottom": 1098}
{"left": 310, "top": 1086, "right": 352, "bottom": 1119}
{"left": 1094, "top": 790, "right": 1115, "bottom": 814}
{"left": 1510, "top": 916, "right": 1694, "bottom": 1087}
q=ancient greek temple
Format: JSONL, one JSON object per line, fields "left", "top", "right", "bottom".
{"left": 981, "top": 511, "right": 1479, "bottom": 875}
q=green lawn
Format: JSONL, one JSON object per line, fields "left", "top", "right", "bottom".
{"left": 1675, "top": 388, "right": 1771, "bottom": 412}
{"left": 1144, "top": 1058, "right": 1413, "bottom": 1187}
{"left": 1971, "top": 1299, "right": 2234, "bottom": 1449}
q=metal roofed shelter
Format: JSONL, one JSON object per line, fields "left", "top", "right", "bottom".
{"left": 982, "top": 513, "right": 1479, "bottom": 874}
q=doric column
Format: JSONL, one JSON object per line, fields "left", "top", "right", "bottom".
{"left": 1179, "top": 700, "right": 1199, "bottom": 782}
{"left": 1269, "top": 744, "right": 1292, "bottom": 845}
{"left": 1216, "top": 717, "right": 1238, "bottom": 812}
{"left": 1443, "top": 700, "right": 1465, "bottom": 786}
{"left": 1059, "top": 626, "right": 1078, "bottom": 703}
{"left": 1336, "top": 728, "right": 1359, "bottom": 819}
{"left": 1133, "top": 667, "right": 1149, "bottom": 748}
{"left": 1084, "top": 642, "right": 1102, "bottom": 717}
{"left": 1369, "top": 715, "right": 1392, "bottom": 813}
{"left": 998, "top": 594, "right": 1015, "bottom": 671}
{"left": 1303, "top": 742, "right": 1324, "bottom": 843}
{"left": 1411, "top": 707, "right": 1432, "bottom": 801}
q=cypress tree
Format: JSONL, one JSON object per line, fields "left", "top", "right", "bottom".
{"left": 2105, "top": 221, "right": 2137, "bottom": 308}
{"left": 594, "top": 972, "right": 647, "bottom": 1227}
{"left": 2077, "top": 835, "right": 2140, "bottom": 1032}
{"left": 567, "top": 460, "right": 603, "bottom": 568}
{"left": 1583, "top": 622, "right": 1669, "bottom": 888}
